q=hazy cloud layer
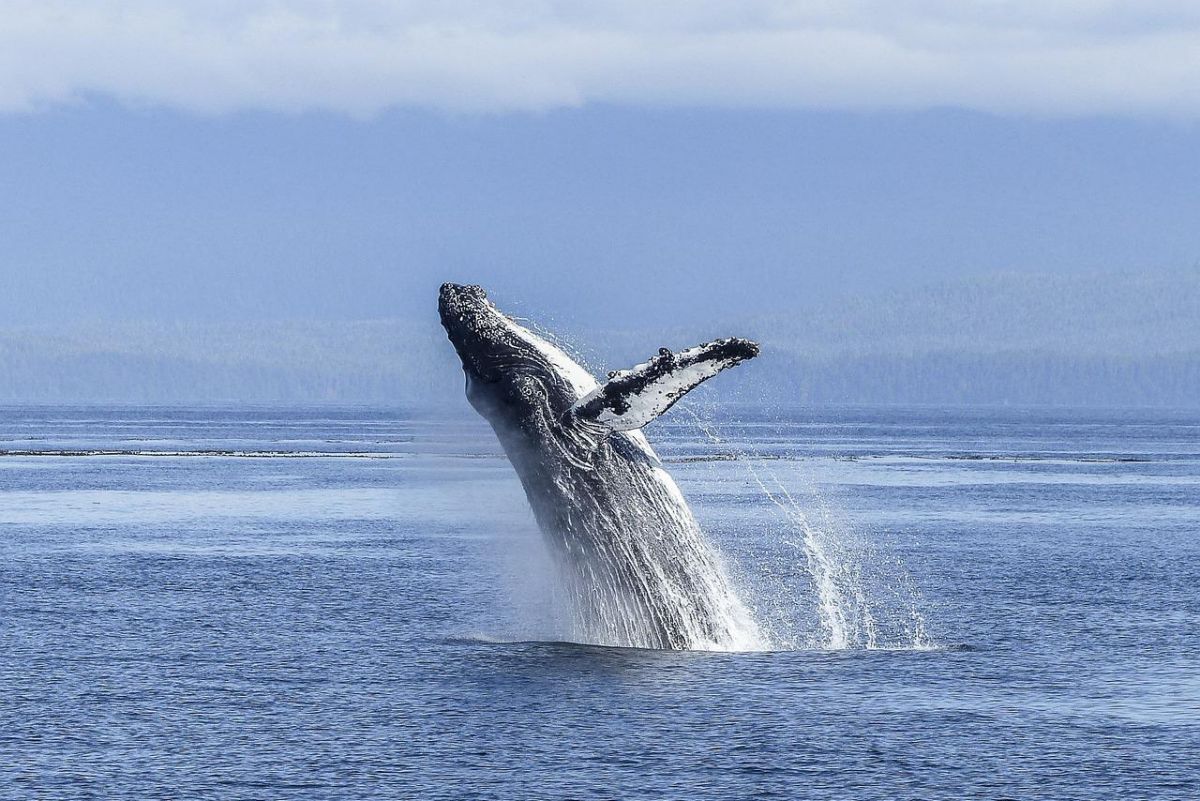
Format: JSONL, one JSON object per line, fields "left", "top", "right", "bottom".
{"left": 3, "top": 1, "right": 1200, "bottom": 116}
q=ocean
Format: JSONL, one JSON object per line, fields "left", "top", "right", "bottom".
{"left": 1, "top": 405, "right": 1197, "bottom": 799}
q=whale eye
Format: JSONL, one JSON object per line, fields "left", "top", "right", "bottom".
{"left": 607, "top": 371, "right": 617, "bottom": 378}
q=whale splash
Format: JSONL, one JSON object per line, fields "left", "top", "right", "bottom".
{"left": 440, "top": 283, "right": 764, "bottom": 651}
{"left": 679, "top": 407, "right": 936, "bottom": 652}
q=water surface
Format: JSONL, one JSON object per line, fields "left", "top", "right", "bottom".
{"left": 1, "top": 405, "right": 1197, "bottom": 799}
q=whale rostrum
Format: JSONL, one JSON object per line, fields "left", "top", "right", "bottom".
{"left": 439, "top": 282, "right": 765, "bottom": 650}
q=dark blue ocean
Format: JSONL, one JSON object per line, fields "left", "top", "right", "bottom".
{"left": 2, "top": 405, "right": 1197, "bottom": 800}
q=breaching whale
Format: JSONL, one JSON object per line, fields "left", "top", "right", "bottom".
{"left": 439, "top": 283, "right": 764, "bottom": 650}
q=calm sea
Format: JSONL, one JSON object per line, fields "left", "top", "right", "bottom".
{"left": 1, "top": 405, "right": 1197, "bottom": 800}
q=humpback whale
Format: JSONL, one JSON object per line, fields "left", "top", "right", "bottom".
{"left": 439, "top": 283, "right": 764, "bottom": 650}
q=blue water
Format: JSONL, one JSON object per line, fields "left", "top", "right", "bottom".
{"left": 2, "top": 405, "right": 1198, "bottom": 799}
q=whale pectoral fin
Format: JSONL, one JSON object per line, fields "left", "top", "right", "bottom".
{"left": 570, "top": 338, "right": 759, "bottom": 432}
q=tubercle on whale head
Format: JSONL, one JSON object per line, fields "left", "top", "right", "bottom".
{"left": 438, "top": 282, "right": 491, "bottom": 338}
{"left": 438, "top": 283, "right": 511, "bottom": 384}
{"left": 438, "top": 282, "right": 486, "bottom": 309}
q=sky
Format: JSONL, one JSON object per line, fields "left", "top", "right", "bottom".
{"left": 5, "top": 1, "right": 1200, "bottom": 116}
{"left": 1, "top": 1, "right": 1199, "bottom": 331}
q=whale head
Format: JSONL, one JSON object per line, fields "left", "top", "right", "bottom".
{"left": 439, "top": 283, "right": 594, "bottom": 433}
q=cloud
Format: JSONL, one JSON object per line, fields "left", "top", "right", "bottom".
{"left": 2, "top": 1, "right": 1200, "bottom": 116}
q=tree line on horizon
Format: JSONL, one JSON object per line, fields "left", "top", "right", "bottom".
{"left": 2, "top": 269, "right": 1197, "bottom": 408}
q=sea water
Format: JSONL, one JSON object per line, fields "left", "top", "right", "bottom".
{"left": 1, "top": 405, "right": 1197, "bottom": 799}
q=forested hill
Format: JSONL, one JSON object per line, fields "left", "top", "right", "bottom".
{"left": 748, "top": 269, "right": 1200, "bottom": 358}
{"left": 731, "top": 268, "right": 1200, "bottom": 406}
{"left": 2, "top": 269, "right": 1198, "bottom": 407}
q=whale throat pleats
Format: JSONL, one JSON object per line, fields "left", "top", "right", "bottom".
{"left": 570, "top": 338, "right": 759, "bottom": 432}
